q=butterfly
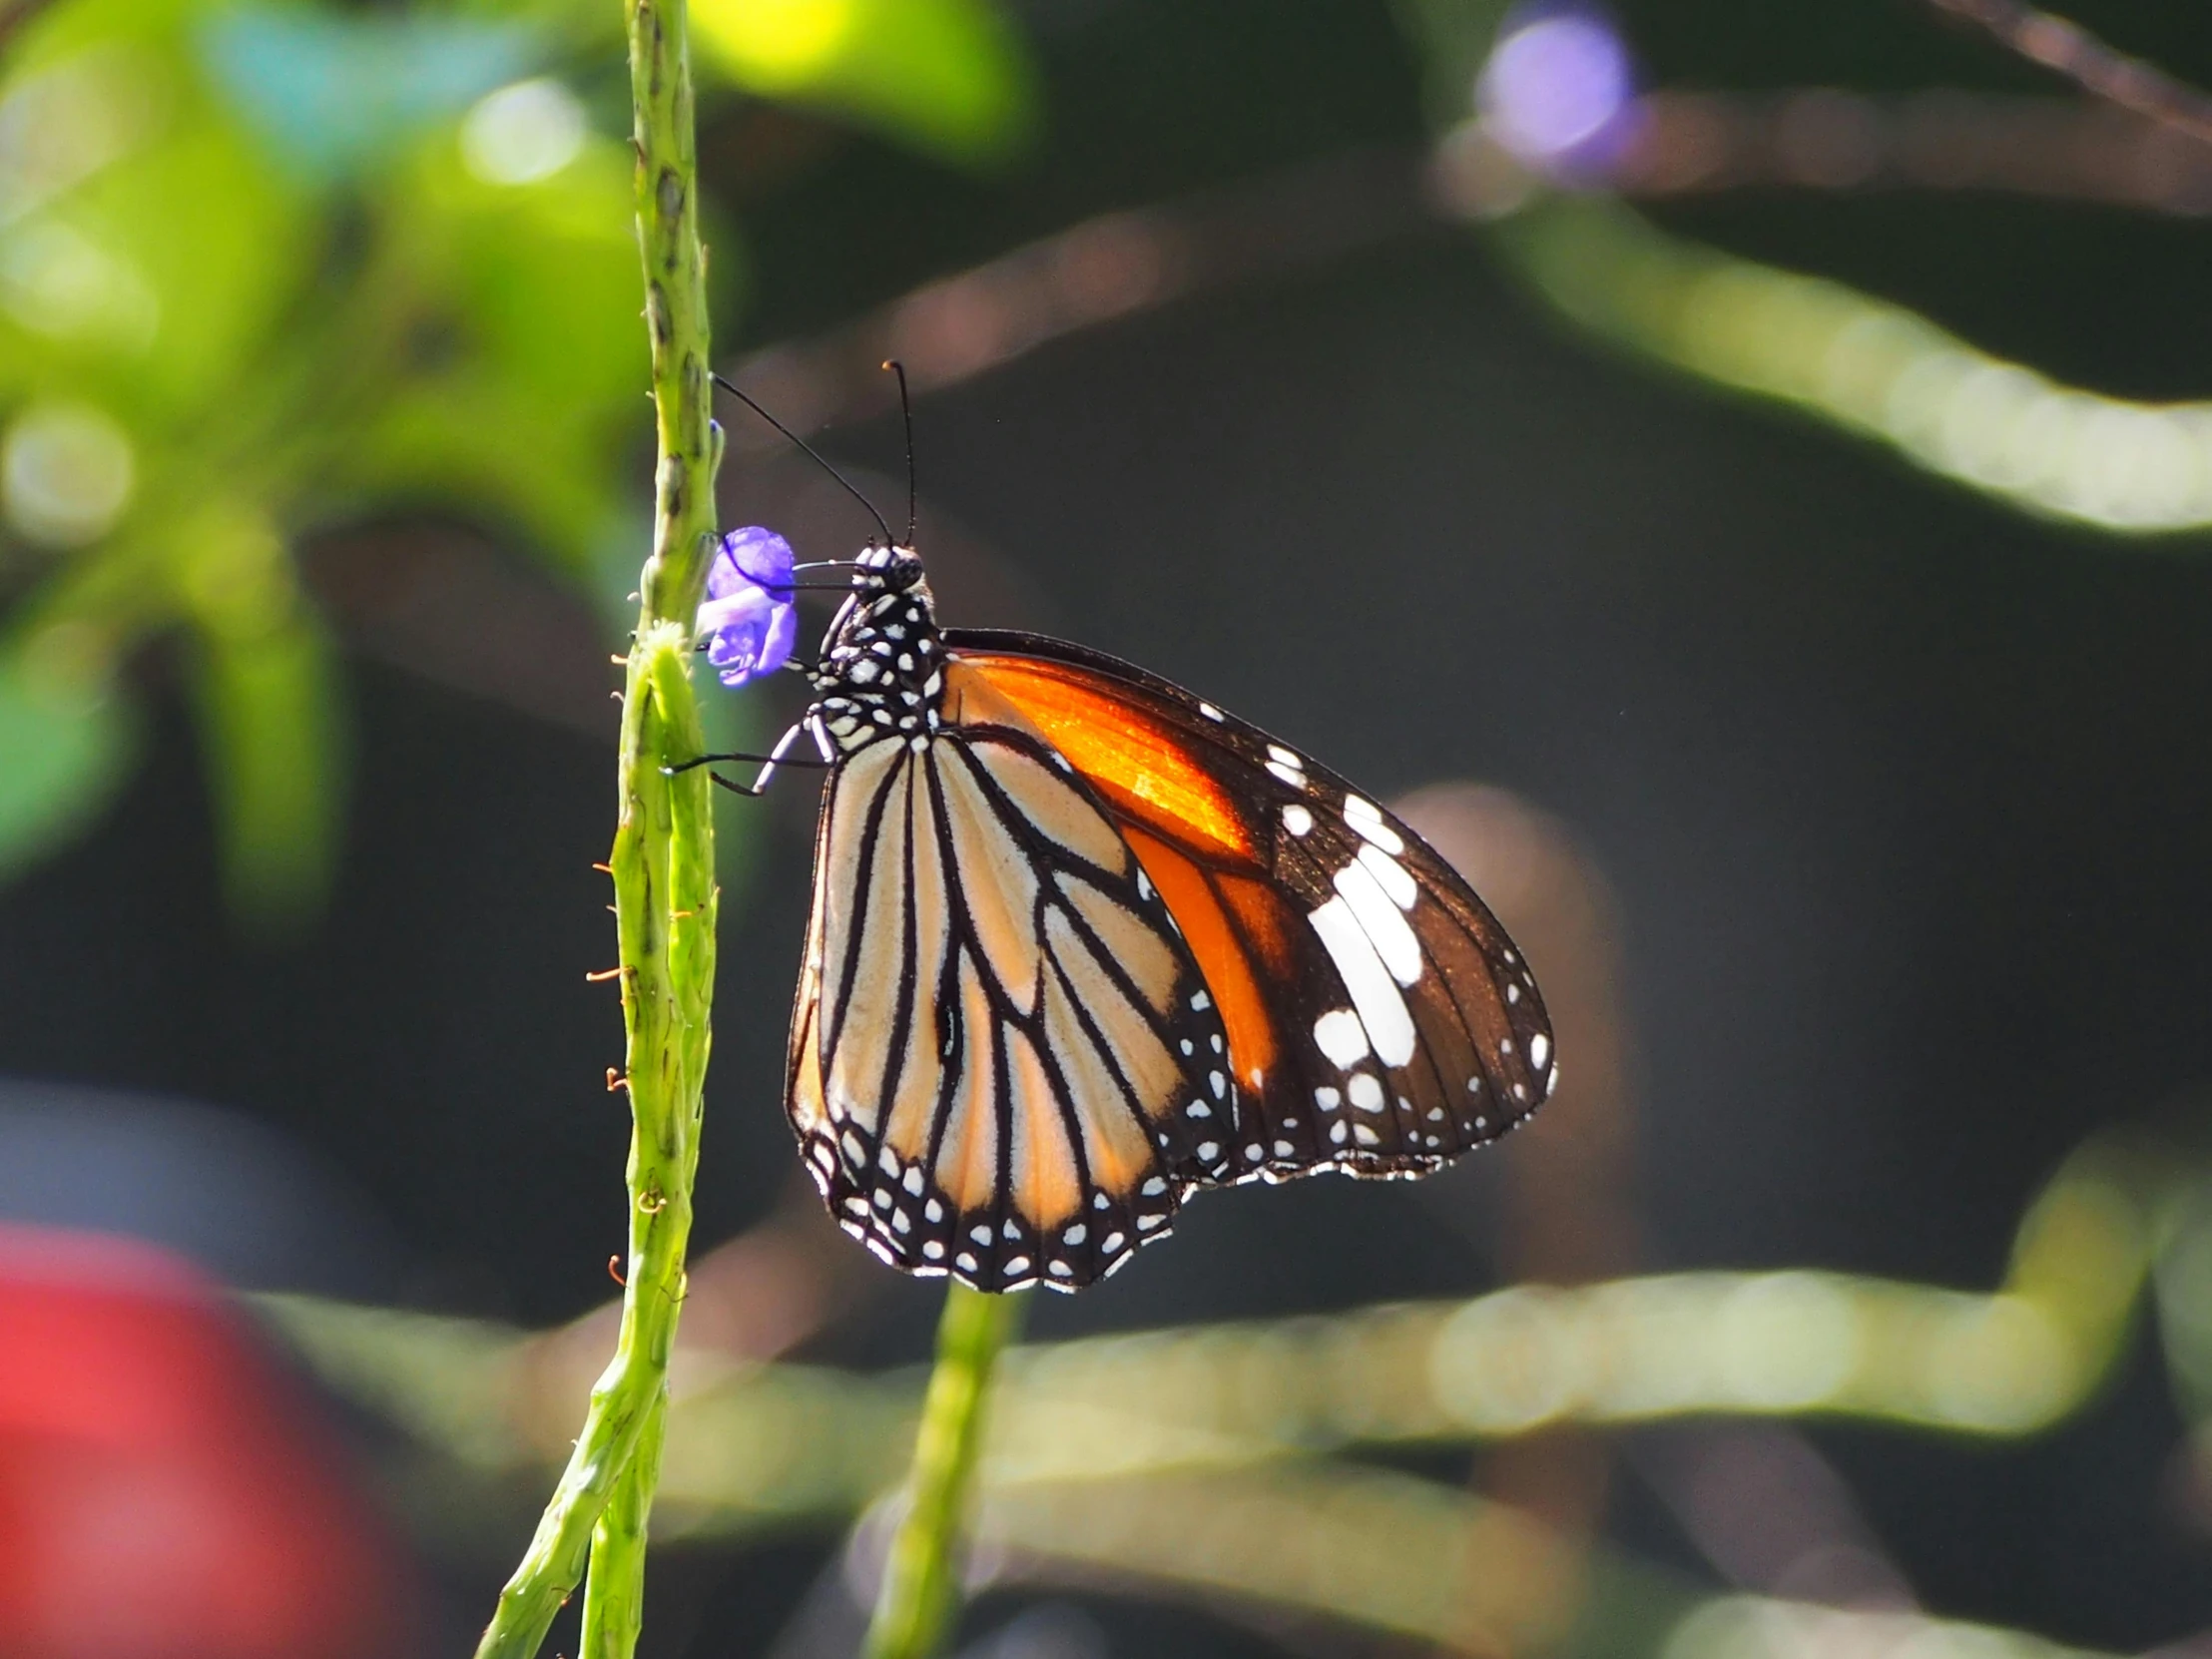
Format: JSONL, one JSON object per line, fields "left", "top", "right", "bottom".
{"left": 689, "top": 377, "right": 1554, "bottom": 1293}
{"left": 692, "top": 537, "right": 1558, "bottom": 1296}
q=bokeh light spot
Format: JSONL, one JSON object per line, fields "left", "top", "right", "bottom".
{"left": 460, "top": 78, "right": 586, "bottom": 187}
{"left": 1478, "top": 11, "right": 1633, "bottom": 167}
{"left": 2, "top": 402, "right": 135, "bottom": 548}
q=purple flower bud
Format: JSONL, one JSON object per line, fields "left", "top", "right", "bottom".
{"left": 698, "top": 526, "right": 799, "bottom": 688}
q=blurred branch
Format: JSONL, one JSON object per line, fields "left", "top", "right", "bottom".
{"left": 1924, "top": 0, "right": 2212, "bottom": 147}
{"left": 863, "top": 1287, "right": 1023, "bottom": 1659}
{"left": 263, "top": 1130, "right": 2186, "bottom": 1534}
{"left": 976, "top": 1464, "right": 2126, "bottom": 1659}
{"left": 472, "top": 0, "right": 721, "bottom": 1646}
{"left": 722, "top": 149, "right": 1432, "bottom": 448}
{"left": 725, "top": 124, "right": 2212, "bottom": 539}
{"left": 1481, "top": 193, "right": 2212, "bottom": 534}
{"left": 977, "top": 1461, "right": 1671, "bottom": 1658}
{"left": 1607, "top": 91, "right": 2212, "bottom": 215}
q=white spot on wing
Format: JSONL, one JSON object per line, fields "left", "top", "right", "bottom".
{"left": 1349, "top": 1073, "right": 1385, "bottom": 1113}
{"left": 1283, "top": 804, "right": 1314, "bottom": 836}
{"left": 1308, "top": 896, "right": 1418, "bottom": 1065}
{"left": 1342, "top": 794, "right": 1405, "bottom": 854}
{"left": 1266, "top": 761, "right": 1304, "bottom": 789}
{"left": 1530, "top": 1032, "right": 1551, "bottom": 1069}
{"left": 1199, "top": 703, "right": 1224, "bottom": 722}
{"left": 1333, "top": 858, "right": 1422, "bottom": 987}
{"left": 1312, "top": 1008, "right": 1369, "bottom": 1068}
{"left": 1357, "top": 841, "right": 1417, "bottom": 909}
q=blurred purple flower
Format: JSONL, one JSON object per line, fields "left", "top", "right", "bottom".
{"left": 699, "top": 526, "right": 798, "bottom": 688}
{"left": 1477, "top": 5, "right": 1637, "bottom": 174}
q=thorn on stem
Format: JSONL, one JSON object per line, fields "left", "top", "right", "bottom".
{"left": 586, "top": 966, "right": 627, "bottom": 983}
{"left": 608, "top": 1256, "right": 627, "bottom": 1286}
{"left": 607, "top": 1068, "right": 629, "bottom": 1093}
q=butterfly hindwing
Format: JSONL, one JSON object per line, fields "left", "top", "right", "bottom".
{"left": 787, "top": 721, "right": 1236, "bottom": 1292}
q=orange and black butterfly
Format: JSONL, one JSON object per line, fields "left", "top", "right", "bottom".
{"left": 693, "top": 393, "right": 1554, "bottom": 1293}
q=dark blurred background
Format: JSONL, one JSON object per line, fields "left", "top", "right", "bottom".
{"left": 4, "top": 0, "right": 2212, "bottom": 1654}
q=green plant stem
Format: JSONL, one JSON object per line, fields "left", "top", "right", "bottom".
{"left": 580, "top": 1392, "right": 668, "bottom": 1658}
{"left": 864, "top": 1286, "right": 1025, "bottom": 1659}
{"left": 472, "top": 0, "right": 719, "bottom": 1646}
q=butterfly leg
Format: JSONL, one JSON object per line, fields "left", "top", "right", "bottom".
{"left": 665, "top": 721, "right": 827, "bottom": 797}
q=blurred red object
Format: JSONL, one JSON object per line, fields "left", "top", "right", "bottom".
{"left": 0, "top": 1222, "right": 417, "bottom": 1659}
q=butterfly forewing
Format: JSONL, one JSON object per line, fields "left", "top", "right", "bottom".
{"left": 943, "top": 633, "right": 1557, "bottom": 1187}
{"left": 788, "top": 718, "right": 1237, "bottom": 1292}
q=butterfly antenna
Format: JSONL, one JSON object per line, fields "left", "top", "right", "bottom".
{"left": 711, "top": 370, "right": 894, "bottom": 548}
{"left": 883, "top": 358, "right": 916, "bottom": 546}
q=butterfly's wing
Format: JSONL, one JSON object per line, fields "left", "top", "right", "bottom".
{"left": 942, "top": 631, "right": 1556, "bottom": 1185}
{"left": 787, "top": 723, "right": 1238, "bottom": 1292}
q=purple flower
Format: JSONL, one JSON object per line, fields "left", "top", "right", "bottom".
{"left": 698, "top": 526, "right": 799, "bottom": 688}
{"left": 1477, "top": 4, "right": 1638, "bottom": 175}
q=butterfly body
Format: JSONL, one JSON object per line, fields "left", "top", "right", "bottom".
{"left": 782, "top": 545, "right": 1556, "bottom": 1293}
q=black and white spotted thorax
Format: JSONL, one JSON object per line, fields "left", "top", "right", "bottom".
{"left": 808, "top": 546, "right": 947, "bottom": 756}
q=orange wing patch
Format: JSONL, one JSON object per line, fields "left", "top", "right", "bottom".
{"left": 944, "top": 656, "right": 1253, "bottom": 863}
{"left": 1122, "top": 828, "right": 1279, "bottom": 1094}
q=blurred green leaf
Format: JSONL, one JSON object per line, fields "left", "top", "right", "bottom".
{"left": 177, "top": 501, "right": 340, "bottom": 934}
{"left": 0, "top": 637, "right": 136, "bottom": 877}
{"left": 342, "top": 126, "right": 659, "bottom": 570}
{"left": 691, "top": 0, "right": 1037, "bottom": 166}
{"left": 190, "top": 602, "right": 341, "bottom": 934}
{"left": 62, "top": 112, "right": 309, "bottom": 416}
{"left": 0, "top": 0, "right": 776, "bottom": 914}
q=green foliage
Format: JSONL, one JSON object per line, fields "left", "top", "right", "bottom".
{"left": 0, "top": 0, "right": 1036, "bottom": 921}
{"left": 691, "top": 0, "right": 1036, "bottom": 166}
{"left": 0, "top": 635, "right": 136, "bottom": 873}
{"left": 0, "top": 0, "right": 640, "bottom": 916}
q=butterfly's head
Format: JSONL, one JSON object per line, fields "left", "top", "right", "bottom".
{"left": 853, "top": 543, "right": 927, "bottom": 594}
